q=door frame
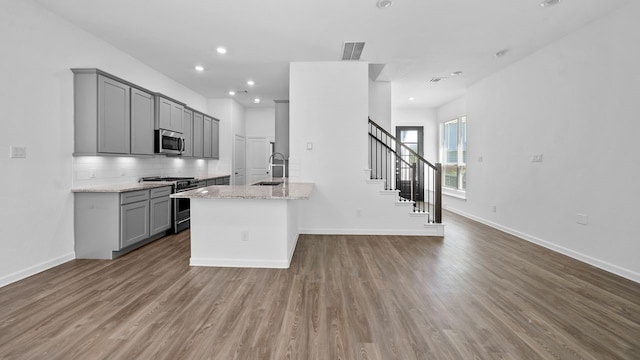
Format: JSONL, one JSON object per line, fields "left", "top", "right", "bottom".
{"left": 395, "top": 126, "right": 424, "bottom": 201}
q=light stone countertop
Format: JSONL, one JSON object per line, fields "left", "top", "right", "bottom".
{"left": 72, "top": 182, "right": 174, "bottom": 193}
{"left": 194, "top": 174, "right": 231, "bottom": 181}
{"left": 171, "top": 179, "right": 314, "bottom": 200}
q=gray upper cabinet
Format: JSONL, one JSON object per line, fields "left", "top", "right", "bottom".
{"left": 155, "top": 94, "right": 185, "bottom": 133}
{"left": 130, "top": 88, "right": 155, "bottom": 155}
{"left": 203, "top": 116, "right": 212, "bottom": 158}
{"left": 73, "top": 69, "right": 132, "bottom": 155}
{"left": 73, "top": 69, "right": 159, "bottom": 156}
{"left": 193, "top": 111, "right": 204, "bottom": 158}
{"left": 211, "top": 118, "right": 220, "bottom": 159}
{"left": 182, "top": 108, "right": 193, "bottom": 157}
{"left": 98, "top": 76, "right": 130, "bottom": 154}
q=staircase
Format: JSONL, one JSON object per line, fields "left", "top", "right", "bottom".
{"left": 368, "top": 118, "right": 444, "bottom": 235}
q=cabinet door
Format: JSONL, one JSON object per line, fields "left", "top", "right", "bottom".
{"left": 171, "top": 103, "right": 184, "bottom": 133}
{"left": 193, "top": 112, "right": 204, "bottom": 158}
{"left": 182, "top": 109, "right": 193, "bottom": 157}
{"left": 150, "top": 196, "right": 171, "bottom": 235}
{"left": 120, "top": 201, "right": 149, "bottom": 249}
{"left": 98, "top": 75, "right": 130, "bottom": 154}
{"left": 211, "top": 119, "right": 220, "bottom": 159}
{"left": 157, "top": 97, "right": 172, "bottom": 131}
{"left": 203, "top": 116, "right": 212, "bottom": 158}
{"left": 130, "top": 88, "right": 155, "bottom": 155}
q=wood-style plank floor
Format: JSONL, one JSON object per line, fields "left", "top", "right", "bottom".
{"left": 1, "top": 211, "right": 639, "bottom": 359}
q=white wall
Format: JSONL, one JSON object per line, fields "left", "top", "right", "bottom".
{"left": 207, "top": 99, "right": 246, "bottom": 177}
{"left": 368, "top": 80, "right": 392, "bottom": 131}
{"left": 440, "top": 1, "right": 640, "bottom": 282}
{"left": 290, "top": 62, "right": 369, "bottom": 231}
{"left": 246, "top": 108, "right": 275, "bottom": 141}
{"left": 392, "top": 107, "right": 439, "bottom": 162}
{"left": 0, "top": 0, "right": 208, "bottom": 287}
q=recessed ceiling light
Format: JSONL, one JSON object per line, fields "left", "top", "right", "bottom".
{"left": 216, "top": 47, "right": 227, "bottom": 54}
{"left": 377, "top": 0, "right": 393, "bottom": 9}
{"left": 540, "top": 0, "right": 560, "bottom": 7}
{"left": 247, "top": 80, "right": 255, "bottom": 86}
{"left": 253, "top": 98, "right": 261, "bottom": 104}
{"left": 495, "top": 49, "right": 509, "bottom": 58}
{"left": 194, "top": 65, "right": 204, "bottom": 72}
{"left": 228, "top": 91, "right": 235, "bottom": 96}
{"left": 408, "top": 97, "right": 415, "bottom": 101}
{"left": 451, "top": 71, "right": 463, "bottom": 76}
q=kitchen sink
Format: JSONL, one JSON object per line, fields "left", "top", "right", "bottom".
{"left": 252, "top": 181, "right": 282, "bottom": 186}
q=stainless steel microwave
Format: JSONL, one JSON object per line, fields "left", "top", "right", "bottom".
{"left": 155, "top": 129, "right": 184, "bottom": 155}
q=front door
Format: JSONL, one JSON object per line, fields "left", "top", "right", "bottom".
{"left": 395, "top": 126, "right": 424, "bottom": 202}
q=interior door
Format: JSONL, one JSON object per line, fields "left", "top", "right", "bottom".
{"left": 395, "top": 126, "right": 424, "bottom": 202}
{"left": 247, "top": 137, "right": 269, "bottom": 183}
{"left": 234, "top": 134, "right": 246, "bottom": 185}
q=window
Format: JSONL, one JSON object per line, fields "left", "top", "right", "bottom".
{"left": 441, "top": 116, "right": 466, "bottom": 192}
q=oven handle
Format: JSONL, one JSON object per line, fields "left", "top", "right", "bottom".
{"left": 181, "top": 137, "right": 186, "bottom": 152}
{"left": 176, "top": 218, "right": 190, "bottom": 225}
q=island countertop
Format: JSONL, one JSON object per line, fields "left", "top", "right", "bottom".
{"left": 172, "top": 180, "right": 314, "bottom": 200}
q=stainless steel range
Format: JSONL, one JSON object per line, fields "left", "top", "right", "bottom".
{"left": 140, "top": 176, "right": 200, "bottom": 233}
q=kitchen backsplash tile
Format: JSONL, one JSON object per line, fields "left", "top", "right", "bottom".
{"left": 72, "top": 156, "right": 210, "bottom": 187}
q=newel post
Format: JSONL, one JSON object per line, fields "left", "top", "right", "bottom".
{"left": 435, "top": 163, "right": 442, "bottom": 224}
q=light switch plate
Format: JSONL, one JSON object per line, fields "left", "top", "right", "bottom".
{"left": 306, "top": 142, "right": 313, "bottom": 150}
{"left": 10, "top": 146, "right": 27, "bottom": 158}
{"left": 576, "top": 213, "right": 589, "bottom": 225}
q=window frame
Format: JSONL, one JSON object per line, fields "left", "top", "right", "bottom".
{"left": 440, "top": 116, "right": 467, "bottom": 198}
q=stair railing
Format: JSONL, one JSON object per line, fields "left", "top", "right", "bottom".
{"left": 368, "top": 118, "right": 442, "bottom": 224}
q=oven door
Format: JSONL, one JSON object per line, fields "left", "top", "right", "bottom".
{"left": 174, "top": 197, "right": 190, "bottom": 233}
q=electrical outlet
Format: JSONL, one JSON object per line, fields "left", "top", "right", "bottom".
{"left": 492, "top": 205, "right": 497, "bottom": 213}
{"left": 576, "top": 213, "right": 589, "bottom": 225}
{"left": 9, "top": 146, "right": 27, "bottom": 158}
{"left": 90, "top": 168, "right": 96, "bottom": 179}
{"left": 241, "top": 231, "right": 249, "bottom": 241}
{"left": 356, "top": 209, "right": 362, "bottom": 216}
{"left": 531, "top": 154, "right": 543, "bottom": 163}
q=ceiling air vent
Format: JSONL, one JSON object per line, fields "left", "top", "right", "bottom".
{"left": 342, "top": 42, "right": 365, "bottom": 61}
{"left": 430, "top": 77, "right": 446, "bottom": 83}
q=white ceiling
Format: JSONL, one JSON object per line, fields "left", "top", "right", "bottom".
{"left": 36, "top": 0, "right": 631, "bottom": 109}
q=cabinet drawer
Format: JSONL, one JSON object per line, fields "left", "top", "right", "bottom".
{"left": 150, "top": 186, "right": 172, "bottom": 198}
{"left": 120, "top": 189, "right": 150, "bottom": 205}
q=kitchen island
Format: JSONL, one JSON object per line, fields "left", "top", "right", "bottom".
{"left": 172, "top": 179, "right": 314, "bottom": 268}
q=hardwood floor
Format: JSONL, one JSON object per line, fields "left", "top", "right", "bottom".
{"left": 1, "top": 211, "right": 638, "bottom": 359}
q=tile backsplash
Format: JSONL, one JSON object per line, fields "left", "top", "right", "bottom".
{"left": 72, "top": 156, "right": 213, "bottom": 187}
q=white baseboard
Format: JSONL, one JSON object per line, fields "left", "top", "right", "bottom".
{"left": 0, "top": 252, "right": 76, "bottom": 288}
{"left": 446, "top": 207, "right": 640, "bottom": 284}
{"left": 300, "top": 225, "right": 444, "bottom": 237}
{"left": 190, "top": 257, "right": 291, "bottom": 269}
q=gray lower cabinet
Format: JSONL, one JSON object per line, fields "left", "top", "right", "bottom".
{"left": 75, "top": 186, "right": 171, "bottom": 259}
{"left": 205, "top": 176, "right": 230, "bottom": 186}
{"left": 149, "top": 187, "right": 171, "bottom": 235}
{"left": 120, "top": 200, "right": 150, "bottom": 248}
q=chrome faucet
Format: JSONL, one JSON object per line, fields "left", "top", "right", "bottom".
{"left": 268, "top": 152, "right": 286, "bottom": 180}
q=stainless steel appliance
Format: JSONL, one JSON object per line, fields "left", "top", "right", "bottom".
{"left": 155, "top": 129, "right": 184, "bottom": 155}
{"left": 140, "top": 176, "right": 200, "bottom": 233}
